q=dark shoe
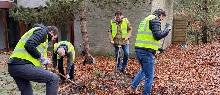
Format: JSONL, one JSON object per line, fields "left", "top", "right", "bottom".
{"left": 120, "top": 69, "right": 126, "bottom": 73}
{"left": 70, "top": 79, "right": 74, "bottom": 82}
{"left": 116, "top": 67, "right": 121, "bottom": 73}
{"left": 116, "top": 69, "right": 120, "bottom": 73}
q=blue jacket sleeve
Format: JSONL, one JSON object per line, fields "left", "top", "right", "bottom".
{"left": 150, "top": 18, "right": 169, "bottom": 41}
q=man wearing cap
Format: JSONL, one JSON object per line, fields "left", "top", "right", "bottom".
{"left": 108, "top": 11, "right": 132, "bottom": 73}
{"left": 128, "top": 9, "right": 172, "bottom": 95}
{"left": 52, "top": 41, "right": 75, "bottom": 83}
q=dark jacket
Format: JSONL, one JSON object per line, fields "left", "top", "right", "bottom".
{"left": 52, "top": 44, "right": 74, "bottom": 75}
{"left": 150, "top": 14, "right": 169, "bottom": 41}
{"left": 8, "top": 24, "right": 52, "bottom": 64}
{"left": 135, "top": 14, "right": 170, "bottom": 55}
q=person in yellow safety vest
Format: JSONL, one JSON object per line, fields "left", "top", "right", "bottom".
{"left": 7, "top": 24, "right": 59, "bottom": 95}
{"left": 127, "top": 9, "right": 172, "bottom": 95}
{"left": 52, "top": 41, "right": 75, "bottom": 83}
{"left": 108, "top": 10, "right": 132, "bottom": 73}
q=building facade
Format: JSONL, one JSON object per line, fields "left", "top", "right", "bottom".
{"left": 0, "top": 0, "right": 173, "bottom": 56}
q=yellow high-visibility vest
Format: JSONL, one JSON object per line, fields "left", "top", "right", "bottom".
{"left": 10, "top": 27, "right": 48, "bottom": 66}
{"left": 135, "top": 15, "right": 160, "bottom": 50}
{"left": 54, "top": 41, "right": 75, "bottom": 61}
{"left": 111, "top": 18, "right": 128, "bottom": 38}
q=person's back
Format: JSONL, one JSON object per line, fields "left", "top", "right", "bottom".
{"left": 128, "top": 9, "right": 171, "bottom": 95}
{"left": 8, "top": 24, "right": 59, "bottom": 95}
{"left": 52, "top": 41, "right": 75, "bottom": 83}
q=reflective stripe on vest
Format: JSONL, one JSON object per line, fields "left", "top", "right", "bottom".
{"left": 111, "top": 18, "right": 128, "bottom": 38}
{"left": 54, "top": 41, "right": 75, "bottom": 61}
{"left": 135, "top": 15, "right": 160, "bottom": 50}
{"left": 10, "top": 27, "right": 48, "bottom": 66}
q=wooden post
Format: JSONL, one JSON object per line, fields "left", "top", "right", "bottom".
{"left": 2, "top": 9, "right": 9, "bottom": 52}
{"left": 70, "top": 22, "right": 74, "bottom": 45}
{"left": 25, "top": 24, "right": 29, "bottom": 32}
{"left": 19, "top": 20, "right": 24, "bottom": 37}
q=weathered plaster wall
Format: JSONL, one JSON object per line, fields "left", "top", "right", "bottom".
{"left": 73, "top": 2, "right": 152, "bottom": 57}
{"left": 152, "top": 0, "right": 174, "bottom": 48}
{"left": 12, "top": 0, "right": 173, "bottom": 57}
{"left": 17, "top": 0, "right": 46, "bottom": 8}
{"left": 73, "top": 1, "right": 173, "bottom": 57}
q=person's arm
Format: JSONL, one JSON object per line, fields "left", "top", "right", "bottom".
{"left": 52, "top": 51, "right": 57, "bottom": 68}
{"left": 150, "top": 18, "right": 169, "bottom": 40}
{"left": 66, "top": 52, "right": 73, "bottom": 75}
{"left": 125, "top": 19, "right": 132, "bottom": 39}
{"left": 24, "top": 29, "right": 47, "bottom": 59}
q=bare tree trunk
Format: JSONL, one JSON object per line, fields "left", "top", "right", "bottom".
{"left": 19, "top": 20, "right": 24, "bottom": 37}
{"left": 202, "top": 0, "right": 208, "bottom": 43}
{"left": 202, "top": 23, "right": 208, "bottom": 43}
{"left": 25, "top": 24, "right": 29, "bottom": 32}
{"left": 70, "top": 21, "right": 74, "bottom": 45}
{"left": 79, "top": 6, "right": 96, "bottom": 65}
{"left": 2, "top": 9, "right": 9, "bottom": 52}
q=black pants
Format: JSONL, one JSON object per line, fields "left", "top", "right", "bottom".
{"left": 58, "top": 57, "right": 74, "bottom": 80}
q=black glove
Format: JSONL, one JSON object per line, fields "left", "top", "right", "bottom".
{"left": 158, "top": 48, "right": 164, "bottom": 53}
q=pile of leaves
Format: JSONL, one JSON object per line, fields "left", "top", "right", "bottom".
{"left": 1, "top": 42, "right": 220, "bottom": 94}
{"left": 153, "top": 42, "right": 220, "bottom": 94}
{"left": 48, "top": 42, "right": 220, "bottom": 95}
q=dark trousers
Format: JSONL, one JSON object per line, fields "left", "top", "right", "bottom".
{"left": 8, "top": 64, "right": 59, "bottom": 95}
{"left": 58, "top": 57, "right": 74, "bottom": 80}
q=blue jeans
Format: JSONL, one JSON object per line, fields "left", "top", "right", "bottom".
{"left": 58, "top": 57, "right": 74, "bottom": 80}
{"left": 131, "top": 49, "right": 154, "bottom": 95}
{"left": 114, "top": 44, "right": 129, "bottom": 71}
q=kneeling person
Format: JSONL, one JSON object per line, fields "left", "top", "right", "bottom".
{"left": 52, "top": 41, "right": 75, "bottom": 83}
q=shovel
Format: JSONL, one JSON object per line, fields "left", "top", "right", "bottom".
{"left": 58, "top": 73, "right": 78, "bottom": 86}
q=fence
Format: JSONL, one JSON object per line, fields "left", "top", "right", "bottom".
{"left": 172, "top": 18, "right": 188, "bottom": 44}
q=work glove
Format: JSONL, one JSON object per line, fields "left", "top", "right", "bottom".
{"left": 66, "top": 74, "right": 70, "bottom": 79}
{"left": 165, "top": 23, "right": 172, "bottom": 30}
{"left": 158, "top": 48, "right": 164, "bottom": 53}
{"left": 39, "top": 55, "right": 51, "bottom": 65}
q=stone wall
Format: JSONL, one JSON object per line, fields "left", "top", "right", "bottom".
{"left": 152, "top": 0, "right": 173, "bottom": 48}
{"left": 72, "top": 2, "right": 150, "bottom": 57}
{"left": 72, "top": 0, "right": 173, "bottom": 57}
{"left": 14, "top": 0, "right": 173, "bottom": 57}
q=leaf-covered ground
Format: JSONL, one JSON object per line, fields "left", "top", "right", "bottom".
{"left": 54, "top": 42, "right": 220, "bottom": 95}
{"left": 0, "top": 42, "right": 220, "bottom": 95}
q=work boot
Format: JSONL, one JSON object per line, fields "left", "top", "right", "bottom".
{"left": 115, "top": 67, "right": 121, "bottom": 73}
{"left": 70, "top": 79, "right": 74, "bottom": 82}
{"left": 120, "top": 69, "right": 126, "bottom": 74}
